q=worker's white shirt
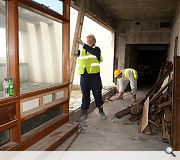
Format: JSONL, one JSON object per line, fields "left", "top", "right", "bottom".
{"left": 117, "top": 70, "right": 137, "bottom": 94}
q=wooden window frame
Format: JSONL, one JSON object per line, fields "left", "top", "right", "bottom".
{"left": 18, "top": 0, "right": 66, "bottom": 23}
{"left": 0, "top": 0, "right": 70, "bottom": 150}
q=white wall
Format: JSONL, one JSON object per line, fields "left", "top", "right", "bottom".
{"left": 70, "top": 8, "right": 115, "bottom": 87}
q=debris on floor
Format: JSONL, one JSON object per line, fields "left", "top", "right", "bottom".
{"left": 114, "top": 62, "right": 173, "bottom": 144}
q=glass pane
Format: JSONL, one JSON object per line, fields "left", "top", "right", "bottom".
{"left": 19, "top": 7, "right": 63, "bottom": 94}
{"left": 0, "top": 0, "right": 7, "bottom": 98}
{"left": 0, "top": 129, "right": 11, "bottom": 147}
{"left": 32, "top": 0, "right": 63, "bottom": 15}
{"left": 21, "top": 105, "right": 63, "bottom": 135}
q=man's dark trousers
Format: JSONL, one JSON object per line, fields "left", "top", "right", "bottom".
{"left": 80, "top": 73, "right": 104, "bottom": 111}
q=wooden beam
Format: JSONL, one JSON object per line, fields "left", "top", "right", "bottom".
{"left": 20, "top": 83, "right": 69, "bottom": 99}
{"left": 0, "top": 120, "right": 18, "bottom": 133}
{"left": 114, "top": 107, "right": 131, "bottom": 119}
{"left": 149, "top": 119, "right": 161, "bottom": 128}
{"left": 149, "top": 79, "right": 172, "bottom": 105}
{"left": 172, "top": 56, "right": 180, "bottom": 150}
{"left": 18, "top": 0, "right": 67, "bottom": 23}
{"left": 162, "top": 114, "right": 169, "bottom": 142}
{"left": 131, "top": 79, "right": 172, "bottom": 115}
{"left": 158, "top": 100, "right": 171, "bottom": 109}
{"left": 146, "top": 64, "right": 173, "bottom": 98}
{"left": 8, "top": 0, "right": 21, "bottom": 144}
{"left": 0, "top": 97, "right": 18, "bottom": 107}
{"left": 8, "top": 0, "right": 20, "bottom": 101}
{"left": 63, "top": 0, "right": 70, "bottom": 114}
{"left": 0, "top": 142, "right": 19, "bottom": 151}
{"left": 21, "top": 100, "right": 68, "bottom": 122}
{"left": 70, "top": 0, "right": 86, "bottom": 93}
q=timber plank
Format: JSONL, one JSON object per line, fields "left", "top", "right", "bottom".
{"left": 21, "top": 114, "right": 69, "bottom": 150}
{"left": 26, "top": 122, "right": 79, "bottom": 151}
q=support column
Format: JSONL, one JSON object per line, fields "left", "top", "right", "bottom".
{"left": 172, "top": 56, "right": 180, "bottom": 150}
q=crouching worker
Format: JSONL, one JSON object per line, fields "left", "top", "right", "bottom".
{"left": 114, "top": 68, "right": 138, "bottom": 102}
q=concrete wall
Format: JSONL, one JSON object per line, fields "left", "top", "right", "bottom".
{"left": 168, "top": 2, "right": 180, "bottom": 61}
{"left": 115, "top": 21, "right": 171, "bottom": 69}
{"left": 71, "top": 0, "right": 117, "bottom": 30}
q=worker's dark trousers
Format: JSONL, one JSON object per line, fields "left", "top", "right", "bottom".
{"left": 80, "top": 73, "right": 104, "bottom": 111}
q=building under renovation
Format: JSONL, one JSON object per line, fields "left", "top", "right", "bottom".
{"left": 0, "top": 0, "right": 180, "bottom": 152}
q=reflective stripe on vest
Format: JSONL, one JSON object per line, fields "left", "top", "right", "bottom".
{"left": 123, "top": 68, "right": 138, "bottom": 80}
{"left": 77, "top": 46, "right": 103, "bottom": 74}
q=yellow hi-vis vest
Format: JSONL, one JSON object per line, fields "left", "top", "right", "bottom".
{"left": 77, "top": 46, "right": 103, "bottom": 75}
{"left": 122, "top": 68, "right": 138, "bottom": 80}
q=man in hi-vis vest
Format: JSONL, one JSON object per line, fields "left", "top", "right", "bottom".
{"left": 77, "top": 34, "right": 106, "bottom": 120}
{"left": 114, "top": 68, "right": 138, "bottom": 102}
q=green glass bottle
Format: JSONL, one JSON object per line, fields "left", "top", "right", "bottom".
{"left": 8, "top": 78, "right": 14, "bottom": 96}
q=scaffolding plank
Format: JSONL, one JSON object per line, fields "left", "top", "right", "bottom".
{"left": 70, "top": 0, "right": 86, "bottom": 93}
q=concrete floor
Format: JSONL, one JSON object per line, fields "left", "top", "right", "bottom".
{"left": 57, "top": 86, "right": 168, "bottom": 151}
{"left": 69, "top": 86, "right": 114, "bottom": 112}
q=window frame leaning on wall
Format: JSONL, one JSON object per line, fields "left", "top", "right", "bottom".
{"left": 0, "top": 0, "right": 70, "bottom": 150}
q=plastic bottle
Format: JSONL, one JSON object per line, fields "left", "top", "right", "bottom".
{"left": 3, "top": 78, "right": 9, "bottom": 97}
{"left": 8, "top": 78, "right": 14, "bottom": 96}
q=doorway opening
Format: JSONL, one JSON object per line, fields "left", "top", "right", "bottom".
{"left": 125, "top": 44, "right": 168, "bottom": 87}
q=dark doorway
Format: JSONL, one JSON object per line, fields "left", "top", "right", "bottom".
{"left": 125, "top": 44, "right": 168, "bottom": 87}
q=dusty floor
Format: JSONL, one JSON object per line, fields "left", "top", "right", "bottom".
{"left": 69, "top": 86, "right": 114, "bottom": 111}
{"left": 57, "top": 86, "right": 168, "bottom": 151}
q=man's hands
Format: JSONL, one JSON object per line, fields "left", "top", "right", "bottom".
{"left": 77, "top": 39, "right": 84, "bottom": 46}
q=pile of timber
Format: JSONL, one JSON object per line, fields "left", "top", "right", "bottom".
{"left": 115, "top": 62, "right": 173, "bottom": 143}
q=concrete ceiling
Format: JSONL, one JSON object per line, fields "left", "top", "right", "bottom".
{"left": 96, "top": 0, "right": 179, "bottom": 21}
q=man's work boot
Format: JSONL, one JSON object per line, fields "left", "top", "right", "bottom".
{"left": 79, "top": 110, "right": 88, "bottom": 121}
{"left": 118, "top": 92, "right": 123, "bottom": 100}
{"left": 118, "top": 96, "right": 123, "bottom": 100}
{"left": 98, "top": 107, "right": 107, "bottom": 120}
{"left": 132, "top": 94, "right": 136, "bottom": 102}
